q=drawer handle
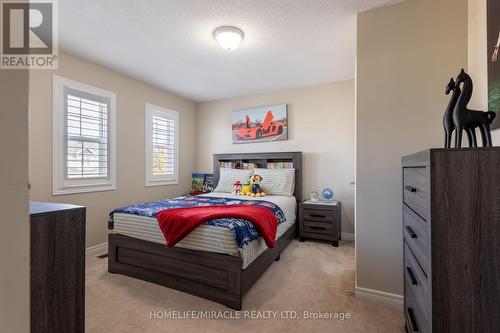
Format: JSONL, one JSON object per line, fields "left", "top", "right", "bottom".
{"left": 406, "top": 266, "right": 418, "bottom": 285}
{"left": 405, "top": 226, "right": 417, "bottom": 238}
{"left": 405, "top": 185, "right": 417, "bottom": 193}
{"left": 407, "top": 307, "right": 419, "bottom": 332}
{"left": 310, "top": 226, "right": 326, "bottom": 230}
{"left": 309, "top": 214, "right": 326, "bottom": 218}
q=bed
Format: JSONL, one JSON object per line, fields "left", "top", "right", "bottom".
{"left": 108, "top": 152, "right": 302, "bottom": 310}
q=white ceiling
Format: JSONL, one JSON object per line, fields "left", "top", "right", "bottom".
{"left": 60, "top": 0, "right": 402, "bottom": 102}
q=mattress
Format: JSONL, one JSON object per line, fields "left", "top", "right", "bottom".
{"left": 110, "top": 192, "right": 297, "bottom": 269}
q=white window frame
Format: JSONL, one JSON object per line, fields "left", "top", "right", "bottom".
{"left": 52, "top": 75, "right": 116, "bottom": 195}
{"left": 145, "top": 103, "right": 179, "bottom": 186}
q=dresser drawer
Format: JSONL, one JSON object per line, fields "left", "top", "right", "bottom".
{"left": 405, "top": 284, "right": 430, "bottom": 333}
{"left": 303, "top": 220, "right": 334, "bottom": 235}
{"left": 403, "top": 205, "right": 429, "bottom": 274}
{"left": 405, "top": 243, "right": 430, "bottom": 320}
{"left": 403, "top": 167, "right": 430, "bottom": 221}
{"left": 302, "top": 209, "right": 334, "bottom": 222}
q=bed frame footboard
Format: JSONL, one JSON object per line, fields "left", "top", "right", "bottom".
{"left": 108, "top": 226, "right": 295, "bottom": 310}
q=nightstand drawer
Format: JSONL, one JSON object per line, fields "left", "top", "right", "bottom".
{"left": 299, "top": 201, "right": 341, "bottom": 246}
{"left": 303, "top": 220, "right": 334, "bottom": 235}
{"left": 302, "top": 209, "right": 333, "bottom": 222}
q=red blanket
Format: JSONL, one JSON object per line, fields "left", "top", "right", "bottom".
{"left": 156, "top": 205, "right": 279, "bottom": 248}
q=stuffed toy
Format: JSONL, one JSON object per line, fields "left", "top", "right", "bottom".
{"left": 232, "top": 180, "right": 242, "bottom": 195}
{"left": 240, "top": 180, "right": 253, "bottom": 196}
{"left": 250, "top": 174, "right": 266, "bottom": 197}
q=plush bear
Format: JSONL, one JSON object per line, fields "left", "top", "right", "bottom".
{"left": 250, "top": 175, "right": 266, "bottom": 197}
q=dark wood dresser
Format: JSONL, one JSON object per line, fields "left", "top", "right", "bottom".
{"left": 30, "top": 201, "right": 86, "bottom": 333}
{"left": 299, "top": 201, "right": 341, "bottom": 246}
{"left": 402, "top": 148, "right": 500, "bottom": 333}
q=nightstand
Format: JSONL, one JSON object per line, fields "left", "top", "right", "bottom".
{"left": 299, "top": 200, "right": 341, "bottom": 246}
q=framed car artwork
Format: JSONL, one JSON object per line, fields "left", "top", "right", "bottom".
{"left": 232, "top": 104, "right": 288, "bottom": 144}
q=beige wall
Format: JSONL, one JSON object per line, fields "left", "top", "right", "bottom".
{"left": 29, "top": 52, "right": 197, "bottom": 247}
{"left": 468, "top": 0, "right": 500, "bottom": 144}
{"left": 195, "top": 81, "right": 356, "bottom": 234}
{"left": 356, "top": 0, "right": 468, "bottom": 296}
{"left": 0, "top": 70, "right": 30, "bottom": 331}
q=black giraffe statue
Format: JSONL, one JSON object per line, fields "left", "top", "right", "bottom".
{"left": 443, "top": 78, "right": 477, "bottom": 148}
{"left": 451, "top": 69, "right": 496, "bottom": 148}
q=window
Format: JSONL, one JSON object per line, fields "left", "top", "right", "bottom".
{"left": 53, "top": 75, "right": 116, "bottom": 195}
{"left": 145, "top": 103, "right": 179, "bottom": 186}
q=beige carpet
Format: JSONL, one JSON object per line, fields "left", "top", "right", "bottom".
{"left": 86, "top": 240, "right": 404, "bottom": 333}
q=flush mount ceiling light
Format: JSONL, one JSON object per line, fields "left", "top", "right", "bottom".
{"left": 213, "top": 26, "right": 244, "bottom": 51}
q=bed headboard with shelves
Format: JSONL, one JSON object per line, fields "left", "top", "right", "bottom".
{"left": 213, "top": 152, "right": 302, "bottom": 201}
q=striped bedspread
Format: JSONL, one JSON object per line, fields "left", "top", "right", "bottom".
{"left": 108, "top": 195, "right": 287, "bottom": 248}
{"left": 112, "top": 213, "right": 241, "bottom": 255}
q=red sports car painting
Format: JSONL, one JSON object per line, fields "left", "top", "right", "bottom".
{"left": 232, "top": 104, "right": 288, "bottom": 144}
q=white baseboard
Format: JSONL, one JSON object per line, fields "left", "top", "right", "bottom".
{"left": 341, "top": 232, "right": 354, "bottom": 241}
{"left": 355, "top": 286, "right": 403, "bottom": 309}
{"left": 86, "top": 242, "right": 108, "bottom": 256}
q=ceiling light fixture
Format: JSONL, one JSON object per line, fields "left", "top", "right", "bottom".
{"left": 213, "top": 26, "right": 244, "bottom": 51}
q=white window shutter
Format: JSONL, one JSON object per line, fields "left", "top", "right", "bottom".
{"left": 52, "top": 75, "right": 116, "bottom": 195}
{"left": 145, "top": 103, "right": 179, "bottom": 186}
{"left": 65, "top": 88, "right": 110, "bottom": 179}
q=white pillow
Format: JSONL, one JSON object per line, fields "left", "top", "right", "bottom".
{"left": 253, "top": 168, "right": 295, "bottom": 196}
{"left": 214, "top": 168, "right": 254, "bottom": 193}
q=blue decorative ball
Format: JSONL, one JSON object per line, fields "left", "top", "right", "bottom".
{"left": 322, "top": 188, "right": 334, "bottom": 200}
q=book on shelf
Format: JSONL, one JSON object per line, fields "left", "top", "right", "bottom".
{"left": 267, "top": 161, "right": 294, "bottom": 169}
{"left": 219, "top": 161, "right": 241, "bottom": 169}
{"left": 218, "top": 161, "right": 293, "bottom": 169}
{"left": 242, "top": 162, "right": 257, "bottom": 170}
{"left": 218, "top": 161, "right": 258, "bottom": 169}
